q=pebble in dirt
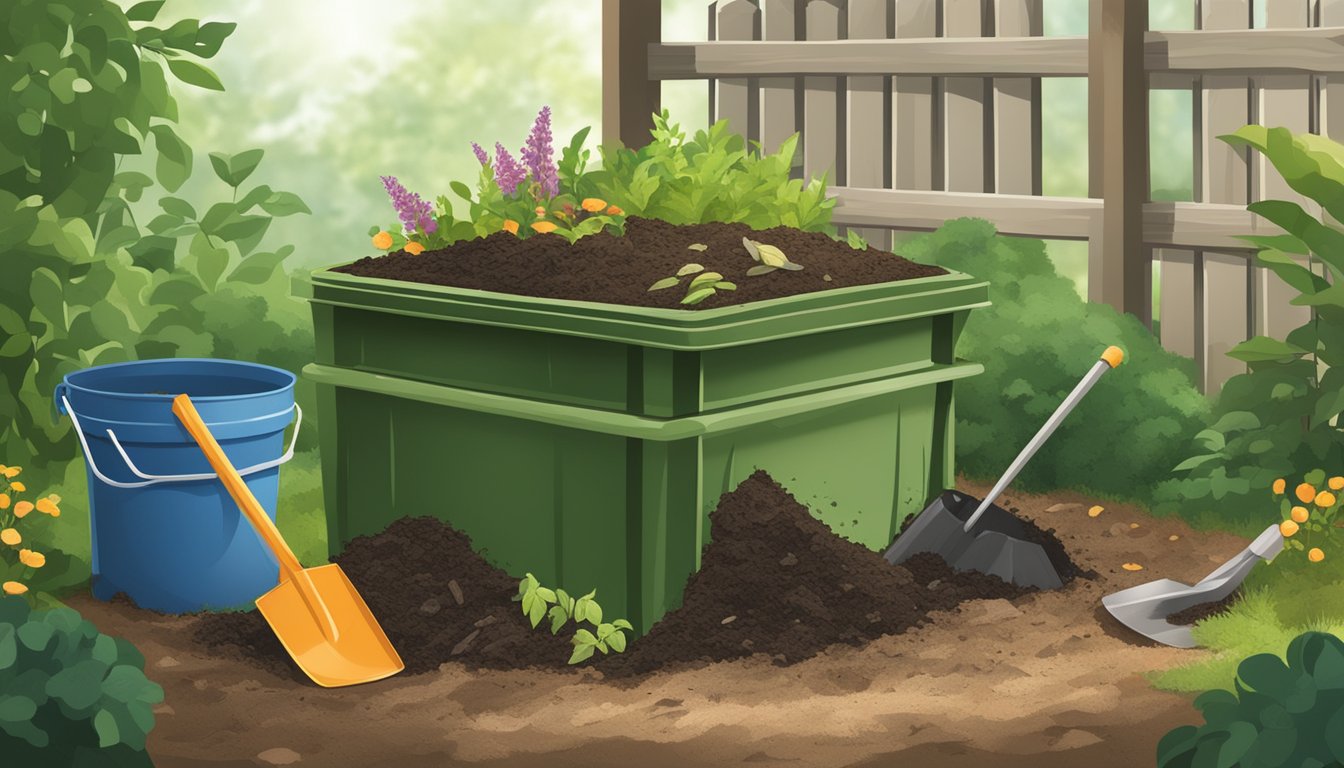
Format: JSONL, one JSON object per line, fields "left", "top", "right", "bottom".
{"left": 196, "top": 471, "right": 1089, "bottom": 678}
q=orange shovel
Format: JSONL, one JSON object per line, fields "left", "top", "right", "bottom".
{"left": 173, "top": 394, "right": 404, "bottom": 687}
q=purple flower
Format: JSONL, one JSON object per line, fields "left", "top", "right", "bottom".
{"left": 520, "top": 106, "right": 558, "bottom": 197}
{"left": 493, "top": 143, "right": 527, "bottom": 197}
{"left": 471, "top": 142, "right": 489, "bottom": 166}
{"left": 380, "top": 175, "right": 438, "bottom": 235}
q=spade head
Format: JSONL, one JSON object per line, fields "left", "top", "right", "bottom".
{"left": 884, "top": 490, "right": 1065, "bottom": 590}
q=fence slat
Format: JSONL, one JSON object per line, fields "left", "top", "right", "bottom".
{"left": 1324, "top": 0, "right": 1344, "bottom": 140}
{"left": 713, "top": 1, "right": 761, "bottom": 142}
{"left": 803, "top": 0, "right": 844, "bottom": 185}
{"left": 994, "top": 0, "right": 1042, "bottom": 196}
{"left": 1255, "top": 1, "right": 1313, "bottom": 343}
{"left": 943, "top": 0, "right": 989, "bottom": 192}
{"left": 1161, "top": 251, "right": 1199, "bottom": 358}
{"left": 845, "top": 0, "right": 890, "bottom": 249}
{"left": 892, "top": 0, "right": 938, "bottom": 192}
{"left": 760, "top": 0, "right": 801, "bottom": 158}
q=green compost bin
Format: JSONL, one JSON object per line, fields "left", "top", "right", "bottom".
{"left": 299, "top": 266, "right": 988, "bottom": 633}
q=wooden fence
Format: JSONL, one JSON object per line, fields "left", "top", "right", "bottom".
{"left": 602, "top": 0, "right": 1344, "bottom": 392}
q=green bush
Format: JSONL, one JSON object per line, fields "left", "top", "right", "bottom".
{"left": 0, "top": 596, "right": 160, "bottom": 766}
{"left": 902, "top": 219, "right": 1209, "bottom": 499}
{"left": 1158, "top": 631, "right": 1344, "bottom": 768}
{"left": 1156, "top": 126, "right": 1344, "bottom": 528}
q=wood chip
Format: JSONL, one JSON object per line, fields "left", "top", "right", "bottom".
{"left": 473, "top": 615, "right": 497, "bottom": 628}
{"left": 451, "top": 629, "right": 480, "bottom": 656}
{"left": 1088, "top": 505, "right": 1104, "bottom": 518}
{"left": 1121, "top": 563, "right": 1144, "bottom": 571}
{"left": 1129, "top": 523, "right": 1140, "bottom": 529}
{"left": 1169, "top": 534, "right": 1180, "bottom": 541}
{"left": 721, "top": 615, "right": 737, "bottom": 625}
{"left": 448, "top": 579, "right": 464, "bottom": 605}
{"left": 1046, "top": 503, "right": 1084, "bottom": 514}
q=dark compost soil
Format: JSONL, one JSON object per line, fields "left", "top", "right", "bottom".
{"left": 195, "top": 472, "right": 1086, "bottom": 679}
{"left": 335, "top": 217, "right": 947, "bottom": 310}
{"left": 194, "top": 517, "right": 573, "bottom": 678}
{"left": 1167, "top": 590, "right": 1241, "bottom": 626}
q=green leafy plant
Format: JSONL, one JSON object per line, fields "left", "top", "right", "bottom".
{"left": 647, "top": 262, "right": 737, "bottom": 306}
{"left": 1157, "top": 631, "right": 1344, "bottom": 768}
{"left": 1268, "top": 470, "right": 1340, "bottom": 566}
{"left": 902, "top": 218, "right": 1208, "bottom": 501}
{"left": 0, "top": 595, "right": 160, "bottom": 766}
{"left": 514, "top": 573, "right": 633, "bottom": 665}
{"left": 1157, "top": 126, "right": 1344, "bottom": 527}
{"left": 1, "top": 0, "right": 316, "bottom": 496}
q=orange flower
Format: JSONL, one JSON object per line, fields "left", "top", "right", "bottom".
{"left": 1272, "top": 478, "right": 1286, "bottom": 495}
{"left": 2, "top": 466, "right": 19, "bottom": 478}
{"left": 13, "top": 500, "right": 33, "bottom": 518}
{"left": 18, "top": 549, "right": 43, "bottom": 569}
{"left": 1281, "top": 520, "right": 1300, "bottom": 537}
{"left": 535, "top": 206, "right": 546, "bottom": 216}
{"left": 581, "top": 198, "right": 608, "bottom": 213}
{"left": 8, "top": 481, "right": 24, "bottom": 493}
{"left": 502, "top": 219, "right": 519, "bottom": 235}
{"left": 403, "top": 242, "right": 425, "bottom": 256}
{"left": 606, "top": 205, "right": 623, "bottom": 216}
{"left": 372, "top": 231, "right": 393, "bottom": 250}
{"left": 1309, "top": 547, "right": 1326, "bottom": 563}
{"left": 531, "top": 221, "right": 558, "bottom": 234}
{"left": 2, "top": 581, "right": 26, "bottom": 595}
{"left": 35, "top": 497, "right": 59, "bottom": 517}
{"left": 1292, "top": 506, "right": 1310, "bottom": 523}
{"left": 0, "top": 493, "right": 8, "bottom": 510}
{"left": 1296, "top": 483, "right": 1317, "bottom": 504}
{"left": 0, "top": 528, "right": 19, "bottom": 546}
{"left": 1331, "top": 476, "right": 1344, "bottom": 491}
{"left": 1317, "top": 491, "right": 1337, "bottom": 508}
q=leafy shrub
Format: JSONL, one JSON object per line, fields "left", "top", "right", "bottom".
{"left": 1157, "top": 631, "right": 1344, "bottom": 768}
{"left": 901, "top": 219, "right": 1209, "bottom": 499}
{"left": 0, "top": 595, "right": 160, "bottom": 766}
{"left": 515, "top": 573, "right": 633, "bottom": 665}
{"left": 368, "top": 109, "right": 840, "bottom": 253}
{"left": 1157, "top": 126, "right": 1344, "bottom": 528}
{"left": 0, "top": 463, "right": 86, "bottom": 600}
{"left": 1, "top": 0, "right": 316, "bottom": 489}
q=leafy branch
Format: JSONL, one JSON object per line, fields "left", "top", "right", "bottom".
{"left": 514, "top": 574, "right": 634, "bottom": 665}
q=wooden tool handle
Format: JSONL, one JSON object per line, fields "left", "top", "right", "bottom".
{"left": 173, "top": 394, "right": 303, "bottom": 577}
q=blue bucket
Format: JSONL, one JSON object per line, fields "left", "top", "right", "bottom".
{"left": 55, "top": 358, "right": 301, "bottom": 613}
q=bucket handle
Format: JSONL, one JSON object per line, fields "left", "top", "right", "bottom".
{"left": 58, "top": 393, "right": 301, "bottom": 489}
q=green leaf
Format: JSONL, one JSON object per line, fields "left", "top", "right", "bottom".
{"left": 237, "top": 184, "right": 275, "bottom": 212}
{"left": 714, "top": 281, "right": 737, "bottom": 291}
{"left": 677, "top": 263, "right": 705, "bottom": 276}
{"left": 226, "top": 250, "right": 287, "bottom": 284}
{"left": 115, "top": 172, "right": 155, "bottom": 203}
{"left": 1255, "top": 249, "right": 1331, "bottom": 295}
{"left": 755, "top": 243, "right": 790, "bottom": 268}
{"left": 125, "top": 0, "right": 166, "bottom": 21}
{"left": 227, "top": 149, "right": 265, "bottom": 187}
{"left": 46, "top": 659, "right": 110, "bottom": 712}
{"left": 0, "top": 624, "right": 16, "bottom": 670}
{"left": 192, "top": 21, "right": 237, "bottom": 58}
{"left": 585, "top": 601, "right": 603, "bottom": 625}
{"left": 1327, "top": 705, "right": 1344, "bottom": 761}
{"left": 1210, "top": 411, "right": 1261, "bottom": 434}
{"left": 612, "top": 619, "right": 633, "bottom": 631}
{"left": 746, "top": 265, "right": 777, "bottom": 277}
{"left": 681, "top": 287, "right": 716, "bottom": 305}
{"left": 101, "top": 666, "right": 152, "bottom": 704}
{"left": 0, "top": 695, "right": 36, "bottom": 724}
{"left": 535, "top": 587, "right": 557, "bottom": 604}
{"left": 93, "top": 708, "right": 120, "bottom": 748}
{"left": 208, "top": 152, "right": 233, "bottom": 185}
{"left": 150, "top": 125, "right": 193, "bottom": 192}
{"left": 573, "top": 628, "right": 598, "bottom": 646}
{"left": 159, "top": 196, "right": 196, "bottom": 220}
{"left": 450, "top": 181, "right": 473, "bottom": 202}
{"left": 527, "top": 597, "right": 546, "bottom": 628}
{"left": 187, "top": 232, "right": 229, "bottom": 291}
{"left": 17, "top": 621, "right": 54, "bottom": 652}
{"left": 687, "top": 243, "right": 708, "bottom": 252}
{"left": 607, "top": 630, "right": 627, "bottom": 653}
{"left": 648, "top": 277, "right": 679, "bottom": 292}
{"left": 261, "top": 191, "right": 311, "bottom": 217}
{"left": 548, "top": 605, "right": 568, "bottom": 634}
{"left": 568, "top": 643, "right": 595, "bottom": 665}
{"left": 1173, "top": 454, "right": 1221, "bottom": 473}
{"left": 742, "top": 237, "right": 761, "bottom": 261}
{"left": 166, "top": 58, "right": 225, "bottom": 91}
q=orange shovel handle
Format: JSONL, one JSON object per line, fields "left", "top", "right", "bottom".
{"left": 172, "top": 394, "right": 304, "bottom": 577}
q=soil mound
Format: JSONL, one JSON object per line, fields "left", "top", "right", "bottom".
{"left": 195, "top": 517, "right": 571, "bottom": 677}
{"left": 336, "top": 217, "right": 947, "bottom": 310}
{"left": 599, "top": 471, "right": 1033, "bottom": 677}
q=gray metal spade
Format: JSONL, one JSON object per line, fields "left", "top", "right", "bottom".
{"left": 1101, "top": 524, "right": 1283, "bottom": 648}
{"left": 884, "top": 346, "right": 1125, "bottom": 590}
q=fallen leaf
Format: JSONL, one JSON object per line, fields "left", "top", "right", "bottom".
{"left": 1088, "top": 505, "right": 1104, "bottom": 518}
{"left": 677, "top": 263, "right": 705, "bottom": 276}
{"left": 1121, "top": 563, "right": 1144, "bottom": 571}
{"left": 742, "top": 237, "right": 761, "bottom": 261}
{"left": 1169, "top": 534, "right": 1180, "bottom": 541}
{"left": 648, "top": 277, "right": 680, "bottom": 292}
{"left": 687, "top": 243, "right": 709, "bottom": 252}
{"left": 746, "top": 264, "right": 777, "bottom": 277}
{"left": 823, "top": 274, "right": 833, "bottom": 282}
{"left": 1129, "top": 523, "right": 1140, "bottom": 529}
{"left": 688, "top": 271, "right": 724, "bottom": 290}
{"left": 755, "top": 243, "right": 790, "bottom": 268}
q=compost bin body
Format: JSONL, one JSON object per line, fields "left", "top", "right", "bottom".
{"left": 299, "top": 266, "right": 988, "bottom": 633}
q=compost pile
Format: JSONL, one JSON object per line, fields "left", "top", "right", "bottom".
{"left": 335, "top": 217, "right": 947, "bottom": 309}
{"left": 195, "top": 518, "right": 572, "bottom": 678}
{"left": 600, "top": 471, "right": 1075, "bottom": 678}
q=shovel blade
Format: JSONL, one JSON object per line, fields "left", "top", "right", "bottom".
{"left": 256, "top": 563, "right": 404, "bottom": 687}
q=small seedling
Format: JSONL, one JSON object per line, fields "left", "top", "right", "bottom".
{"left": 515, "top": 574, "right": 635, "bottom": 664}
{"left": 742, "top": 237, "right": 803, "bottom": 275}
{"left": 648, "top": 263, "right": 737, "bottom": 305}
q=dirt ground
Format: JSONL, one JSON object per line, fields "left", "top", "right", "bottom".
{"left": 70, "top": 480, "right": 1251, "bottom": 768}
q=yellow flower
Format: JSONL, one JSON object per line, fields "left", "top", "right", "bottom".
{"left": 606, "top": 205, "right": 623, "bottom": 216}
{"left": 581, "top": 198, "right": 608, "bottom": 213}
{"left": 403, "top": 242, "right": 425, "bottom": 256}
{"left": 1292, "top": 506, "right": 1310, "bottom": 523}
{"left": 18, "top": 549, "right": 44, "bottom": 569}
{"left": 0, "top": 528, "right": 19, "bottom": 546}
{"left": 2, "top": 466, "right": 19, "bottom": 478}
{"left": 2, "top": 581, "right": 27, "bottom": 595}
{"left": 1316, "top": 491, "right": 1337, "bottom": 508}
{"left": 1281, "top": 520, "right": 1300, "bottom": 537}
{"left": 1330, "top": 476, "right": 1344, "bottom": 491}
{"left": 531, "top": 221, "right": 558, "bottom": 234}
{"left": 1296, "top": 483, "right": 1317, "bottom": 503}
{"left": 9, "top": 481, "right": 24, "bottom": 493}
{"left": 13, "top": 500, "right": 33, "bottom": 518}
{"left": 1272, "top": 478, "right": 1286, "bottom": 495}
{"left": 502, "top": 219, "right": 519, "bottom": 235}
{"left": 371, "top": 231, "right": 393, "bottom": 250}
{"left": 36, "top": 497, "right": 59, "bottom": 517}
{"left": 1309, "top": 547, "right": 1326, "bottom": 563}
{"left": 0, "top": 493, "right": 8, "bottom": 510}
{"left": 534, "top": 206, "right": 546, "bottom": 216}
